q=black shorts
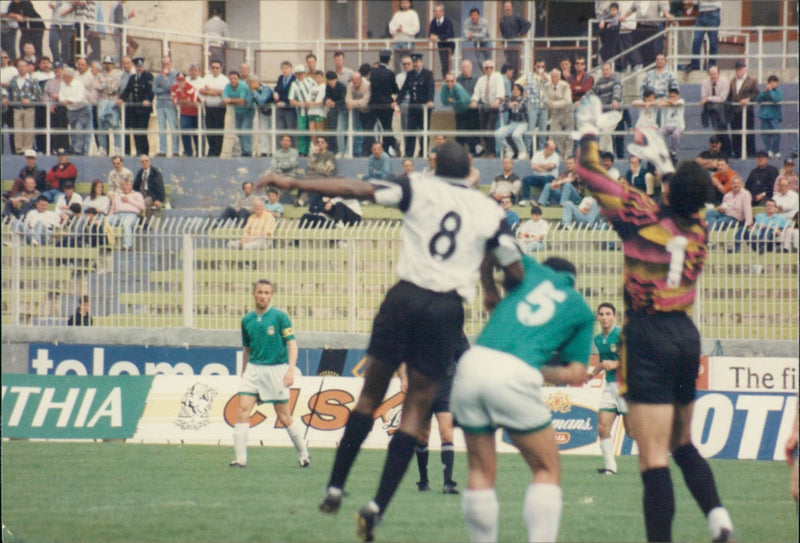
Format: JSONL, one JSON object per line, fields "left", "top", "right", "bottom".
{"left": 620, "top": 311, "right": 700, "bottom": 405}
{"left": 430, "top": 332, "right": 469, "bottom": 414}
{"left": 368, "top": 281, "right": 465, "bottom": 382}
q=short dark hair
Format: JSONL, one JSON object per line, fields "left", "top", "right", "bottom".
{"left": 765, "top": 198, "right": 777, "bottom": 206}
{"left": 253, "top": 279, "right": 273, "bottom": 291}
{"left": 601, "top": 151, "right": 615, "bottom": 162}
{"left": 333, "top": 50, "right": 345, "bottom": 58}
{"left": 228, "top": 70, "right": 240, "bottom": 78}
{"left": 81, "top": 294, "right": 90, "bottom": 303}
{"left": 69, "top": 202, "right": 82, "bottom": 214}
{"left": 358, "top": 63, "right": 371, "bottom": 77}
{"left": 767, "top": 74, "right": 779, "bottom": 83}
{"left": 63, "top": 181, "right": 74, "bottom": 190}
{"left": 755, "top": 150, "right": 769, "bottom": 158}
{"left": 609, "top": 2, "right": 620, "bottom": 9}
{"left": 325, "top": 70, "right": 337, "bottom": 80}
{"left": 642, "top": 88, "right": 656, "bottom": 99}
{"left": 306, "top": 53, "right": 317, "bottom": 61}
{"left": 597, "top": 302, "right": 616, "bottom": 315}
{"left": 531, "top": 205, "right": 543, "bottom": 216}
{"left": 664, "top": 161, "right": 712, "bottom": 218}
{"left": 470, "top": 8, "right": 480, "bottom": 15}
{"left": 37, "top": 195, "right": 49, "bottom": 203}
{"left": 242, "top": 181, "right": 253, "bottom": 189}
{"left": 435, "top": 141, "right": 470, "bottom": 179}
{"left": 543, "top": 257, "right": 577, "bottom": 277}
{"left": 267, "top": 187, "right": 279, "bottom": 195}
{"left": 501, "top": 63, "right": 514, "bottom": 74}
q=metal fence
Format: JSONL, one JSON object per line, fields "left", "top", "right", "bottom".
{"left": 2, "top": 218, "right": 797, "bottom": 340}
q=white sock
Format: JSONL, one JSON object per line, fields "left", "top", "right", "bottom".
{"left": 462, "top": 488, "right": 499, "bottom": 543}
{"left": 233, "top": 422, "right": 249, "bottom": 464}
{"left": 707, "top": 506, "right": 734, "bottom": 539}
{"left": 286, "top": 420, "right": 309, "bottom": 458}
{"left": 523, "top": 483, "right": 562, "bottom": 543}
{"left": 599, "top": 438, "right": 617, "bottom": 472}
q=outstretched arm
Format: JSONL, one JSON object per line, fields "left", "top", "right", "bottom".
{"left": 257, "top": 173, "right": 377, "bottom": 202}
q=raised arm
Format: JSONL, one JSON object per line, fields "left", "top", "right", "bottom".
{"left": 258, "top": 173, "right": 377, "bottom": 202}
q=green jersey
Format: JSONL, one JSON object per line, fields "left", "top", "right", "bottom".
{"left": 241, "top": 307, "right": 295, "bottom": 365}
{"left": 476, "top": 256, "right": 594, "bottom": 369}
{"left": 594, "top": 326, "right": 621, "bottom": 383}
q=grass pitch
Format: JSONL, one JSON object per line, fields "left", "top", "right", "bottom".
{"left": 2, "top": 441, "right": 797, "bottom": 543}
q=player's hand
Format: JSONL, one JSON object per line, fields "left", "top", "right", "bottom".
{"left": 627, "top": 126, "right": 675, "bottom": 174}
{"left": 283, "top": 370, "right": 294, "bottom": 388}
{"left": 483, "top": 291, "right": 500, "bottom": 313}
{"left": 786, "top": 430, "right": 798, "bottom": 465}
{"left": 258, "top": 172, "right": 294, "bottom": 192}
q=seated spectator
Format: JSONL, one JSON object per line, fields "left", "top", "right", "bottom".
{"left": 657, "top": 86, "right": 684, "bottom": 161}
{"left": 561, "top": 196, "right": 601, "bottom": 229}
{"left": 67, "top": 295, "right": 93, "bottom": 326}
{"left": 133, "top": 154, "right": 166, "bottom": 219}
{"left": 227, "top": 198, "right": 276, "bottom": 249}
{"left": 695, "top": 136, "right": 728, "bottom": 172}
{"left": 264, "top": 188, "right": 284, "bottom": 220}
{"left": 538, "top": 156, "right": 580, "bottom": 207}
{"left": 465, "top": 152, "right": 481, "bottom": 189}
{"left": 401, "top": 158, "right": 415, "bottom": 175}
{"left": 14, "top": 195, "right": 61, "bottom": 245}
{"left": 624, "top": 155, "right": 656, "bottom": 195}
{"left": 490, "top": 156, "right": 522, "bottom": 202}
{"left": 84, "top": 179, "right": 110, "bottom": 215}
{"left": 775, "top": 157, "right": 798, "bottom": 193}
{"left": 43, "top": 148, "right": 77, "bottom": 201}
{"left": 55, "top": 203, "right": 86, "bottom": 247}
{"left": 601, "top": 151, "right": 621, "bottom": 181}
{"left": 422, "top": 151, "right": 436, "bottom": 175}
{"left": 107, "top": 154, "right": 133, "bottom": 202}
{"left": 710, "top": 157, "right": 738, "bottom": 205}
{"left": 300, "top": 136, "right": 337, "bottom": 205}
{"left": 743, "top": 199, "right": 789, "bottom": 254}
{"left": 217, "top": 181, "right": 260, "bottom": 225}
{"left": 54, "top": 181, "right": 83, "bottom": 222}
{"left": 500, "top": 195, "right": 519, "bottom": 231}
{"left": 107, "top": 179, "right": 145, "bottom": 250}
{"left": 517, "top": 204, "right": 549, "bottom": 252}
{"left": 3, "top": 175, "right": 39, "bottom": 219}
{"left": 745, "top": 150, "right": 779, "bottom": 206}
{"left": 323, "top": 197, "right": 363, "bottom": 226}
{"left": 773, "top": 176, "right": 799, "bottom": 221}
{"left": 630, "top": 88, "right": 658, "bottom": 145}
{"left": 80, "top": 207, "right": 110, "bottom": 248}
{"left": 268, "top": 135, "right": 304, "bottom": 179}
{"left": 495, "top": 83, "right": 529, "bottom": 159}
{"left": 10, "top": 149, "right": 46, "bottom": 195}
{"left": 704, "top": 176, "right": 753, "bottom": 250}
{"left": 366, "top": 141, "right": 392, "bottom": 180}
{"left": 519, "top": 139, "right": 560, "bottom": 205}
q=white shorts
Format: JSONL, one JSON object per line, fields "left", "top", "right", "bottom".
{"left": 599, "top": 381, "right": 628, "bottom": 415}
{"left": 238, "top": 363, "right": 290, "bottom": 403}
{"left": 451, "top": 345, "right": 551, "bottom": 434}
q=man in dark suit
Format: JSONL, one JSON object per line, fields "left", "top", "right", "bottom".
{"left": 428, "top": 3, "right": 455, "bottom": 79}
{"left": 273, "top": 61, "right": 297, "bottom": 148}
{"left": 133, "top": 154, "right": 166, "bottom": 219}
{"left": 364, "top": 50, "right": 399, "bottom": 157}
{"left": 118, "top": 57, "right": 154, "bottom": 156}
{"left": 395, "top": 53, "right": 435, "bottom": 158}
{"left": 728, "top": 60, "right": 759, "bottom": 159}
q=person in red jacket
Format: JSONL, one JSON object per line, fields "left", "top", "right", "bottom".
{"left": 43, "top": 148, "right": 78, "bottom": 201}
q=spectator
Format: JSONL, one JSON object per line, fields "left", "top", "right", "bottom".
{"left": 3, "top": 174, "right": 38, "bottom": 218}
{"left": 307, "top": 136, "right": 337, "bottom": 178}
{"left": 700, "top": 65, "right": 731, "bottom": 157}
{"left": 107, "top": 178, "right": 144, "bottom": 250}
{"left": 596, "top": 2, "right": 621, "bottom": 63}
{"left": 601, "top": 151, "right": 621, "bottom": 181}
{"left": 118, "top": 57, "right": 153, "bottom": 156}
{"left": 32, "top": 55, "right": 54, "bottom": 153}
{"left": 223, "top": 70, "right": 255, "bottom": 157}
{"left": 250, "top": 73, "right": 274, "bottom": 158}
{"left": 93, "top": 55, "right": 122, "bottom": 157}
{"left": 546, "top": 68, "right": 573, "bottom": 159}
{"left": 48, "top": 1, "right": 74, "bottom": 66}
{"left": 562, "top": 55, "right": 574, "bottom": 80}
{"left": 73, "top": 1, "right": 103, "bottom": 63}
{"left": 332, "top": 50, "right": 353, "bottom": 87}
{"left": 322, "top": 195, "right": 363, "bottom": 227}
{"left": 6, "top": 1, "right": 44, "bottom": 59}
{"left": 421, "top": 151, "right": 436, "bottom": 175}
{"left": 469, "top": 60, "right": 504, "bottom": 158}
{"left": 520, "top": 139, "right": 560, "bottom": 206}
{"left": 345, "top": 71, "right": 371, "bottom": 158}
{"left": 7, "top": 58, "right": 40, "bottom": 154}
{"left": 268, "top": 135, "right": 303, "bottom": 179}
{"left": 289, "top": 64, "right": 317, "bottom": 156}
{"left": 562, "top": 195, "right": 602, "bottom": 229}
{"left": 593, "top": 61, "right": 622, "bottom": 154}
{"left": 43, "top": 148, "right": 77, "bottom": 200}
{"left": 107, "top": 154, "right": 133, "bottom": 202}
{"left": 270, "top": 61, "right": 298, "bottom": 151}
{"left": 568, "top": 56, "right": 593, "bottom": 107}
{"left": 728, "top": 60, "right": 759, "bottom": 158}
{"left": 498, "top": 2, "right": 531, "bottom": 75}
{"left": 323, "top": 71, "right": 346, "bottom": 156}
{"left": 756, "top": 74, "right": 783, "bottom": 159}
{"left": 199, "top": 60, "right": 227, "bottom": 157}
{"left": 490, "top": 156, "right": 522, "bottom": 202}
{"left": 695, "top": 135, "right": 728, "bottom": 172}
{"left": 12, "top": 148, "right": 46, "bottom": 193}
{"left": 395, "top": 52, "right": 435, "bottom": 159}
{"left": 775, "top": 158, "right": 798, "bottom": 194}
{"left": 401, "top": 158, "right": 415, "bottom": 175}
{"left": 538, "top": 156, "right": 580, "bottom": 207}
{"left": 133, "top": 154, "right": 166, "bottom": 219}
{"left": 204, "top": 8, "right": 229, "bottom": 65}
{"left": 112, "top": 1, "right": 137, "bottom": 59}
{"left": 657, "top": 86, "right": 685, "bottom": 160}
{"left": 305, "top": 70, "right": 326, "bottom": 138}
{"left": 84, "top": 179, "right": 110, "bottom": 215}
{"left": 366, "top": 141, "right": 392, "bottom": 180}
{"left": 43, "top": 60, "right": 70, "bottom": 153}
{"left": 773, "top": 175, "right": 799, "bottom": 222}
{"left": 745, "top": 150, "right": 779, "bottom": 206}
{"left": 54, "top": 180, "right": 82, "bottom": 222}
{"left": 14, "top": 195, "right": 60, "bottom": 245}
{"left": 227, "top": 198, "right": 276, "bottom": 249}
{"left": 495, "top": 83, "right": 528, "bottom": 160}
{"left": 641, "top": 53, "right": 677, "bottom": 100}
{"left": 428, "top": 3, "right": 455, "bottom": 78}
{"left": 619, "top": 2, "right": 674, "bottom": 67}
{"left": 631, "top": 88, "right": 658, "bottom": 145}
{"left": 217, "top": 181, "right": 260, "bottom": 225}
{"left": 67, "top": 295, "right": 93, "bottom": 326}
{"left": 172, "top": 72, "right": 201, "bottom": 157}
{"left": 615, "top": 5, "right": 641, "bottom": 73}
{"left": 500, "top": 195, "right": 519, "bottom": 231}
{"left": 517, "top": 204, "right": 549, "bottom": 252}
{"left": 705, "top": 176, "right": 752, "bottom": 246}
{"left": 710, "top": 157, "right": 738, "bottom": 205}
{"left": 684, "top": 0, "right": 722, "bottom": 73}
{"left": 264, "top": 187, "right": 284, "bottom": 220}
{"left": 389, "top": 0, "right": 420, "bottom": 70}
{"left": 153, "top": 56, "right": 178, "bottom": 157}
{"left": 743, "top": 199, "right": 789, "bottom": 254}
{"left": 465, "top": 152, "right": 481, "bottom": 188}
{"left": 463, "top": 8, "right": 490, "bottom": 66}
{"left": 515, "top": 57, "right": 549, "bottom": 155}
{"left": 624, "top": 155, "right": 656, "bottom": 195}
{"left": 364, "top": 50, "right": 398, "bottom": 158}
{"left": 440, "top": 72, "right": 475, "bottom": 154}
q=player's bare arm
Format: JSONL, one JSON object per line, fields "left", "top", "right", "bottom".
{"left": 258, "top": 173, "right": 377, "bottom": 203}
{"left": 541, "top": 362, "right": 587, "bottom": 386}
{"left": 284, "top": 339, "right": 298, "bottom": 387}
{"left": 241, "top": 347, "right": 249, "bottom": 376}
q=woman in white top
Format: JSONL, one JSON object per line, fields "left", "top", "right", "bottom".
{"left": 388, "top": 0, "right": 420, "bottom": 70}
{"left": 84, "top": 179, "right": 111, "bottom": 215}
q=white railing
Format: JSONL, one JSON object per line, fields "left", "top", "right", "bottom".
{"left": 2, "top": 218, "right": 797, "bottom": 340}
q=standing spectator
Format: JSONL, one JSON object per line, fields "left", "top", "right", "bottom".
{"left": 222, "top": 70, "right": 254, "bottom": 157}
{"left": 112, "top": 1, "right": 137, "bottom": 59}
{"left": 106, "top": 154, "right": 133, "bottom": 202}
{"left": 394, "top": 55, "right": 413, "bottom": 156}
{"left": 305, "top": 70, "right": 326, "bottom": 137}
{"left": 674, "top": 0, "right": 698, "bottom": 69}
{"left": 469, "top": 60, "right": 504, "bottom": 158}
{"left": 498, "top": 1, "right": 531, "bottom": 76}
{"left": 203, "top": 8, "right": 229, "bottom": 66}
{"left": 517, "top": 204, "right": 549, "bottom": 252}
{"left": 615, "top": 1, "right": 641, "bottom": 72}
{"left": 596, "top": 1, "right": 621, "bottom": 63}
{"left": 272, "top": 61, "right": 297, "bottom": 149}
{"left": 520, "top": 139, "right": 560, "bottom": 206}
{"left": 366, "top": 141, "right": 392, "bottom": 181}
{"left": 618, "top": 1, "right": 673, "bottom": 67}
{"left": 106, "top": 178, "right": 144, "bottom": 250}
{"left": 118, "top": 55, "right": 134, "bottom": 96}
{"left": 773, "top": 173, "right": 799, "bottom": 222}
{"left": 199, "top": 60, "right": 228, "bottom": 157}
{"left": 684, "top": 0, "right": 722, "bottom": 73}
{"left": 133, "top": 154, "right": 165, "bottom": 219}
{"left": 463, "top": 8, "right": 490, "bottom": 67}
{"left": 172, "top": 72, "right": 201, "bottom": 157}
{"left": 709, "top": 157, "right": 737, "bottom": 205}
{"left": 7, "top": 57, "right": 40, "bottom": 154}
{"left": 456, "top": 59, "right": 480, "bottom": 153}
{"left": 388, "top": 0, "right": 420, "bottom": 72}
{"left": 71, "top": 1, "right": 103, "bottom": 63}
{"left": 249, "top": 73, "right": 273, "bottom": 158}
{"left": 84, "top": 178, "right": 110, "bottom": 215}
{"left": 495, "top": 83, "right": 528, "bottom": 159}
{"left": 428, "top": 3, "right": 455, "bottom": 79}
{"left": 345, "top": 71, "right": 370, "bottom": 158}
{"left": 640, "top": 53, "right": 677, "bottom": 101}
{"left": 323, "top": 71, "right": 346, "bottom": 156}
{"left": 67, "top": 295, "right": 93, "bottom": 326}
{"left": 364, "top": 50, "right": 398, "bottom": 157}
{"left": 728, "top": 60, "right": 759, "bottom": 158}
{"left": 59, "top": 67, "right": 91, "bottom": 155}
{"left": 287, "top": 64, "right": 315, "bottom": 156}
{"left": 593, "top": 62, "right": 623, "bottom": 154}
{"left": 6, "top": 0, "right": 44, "bottom": 58}
{"left": 516, "top": 57, "right": 549, "bottom": 154}
{"left": 490, "top": 156, "right": 522, "bottom": 202}
{"left": 395, "top": 52, "right": 434, "bottom": 159}
{"left": 700, "top": 65, "right": 731, "bottom": 157}
{"left": 93, "top": 56, "right": 122, "bottom": 157}
{"left": 440, "top": 72, "right": 475, "bottom": 154}
{"left": 32, "top": 56, "right": 54, "bottom": 153}
{"left": 1, "top": 48, "right": 18, "bottom": 151}
{"left": 546, "top": 68, "right": 573, "bottom": 159}
{"left": 568, "top": 55, "right": 594, "bottom": 107}
{"left": 745, "top": 150, "right": 779, "bottom": 206}
{"left": 756, "top": 74, "right": 783, "bottom": 159}
{"left": 48, "top": 1, "right": 74, "bottom": 66}
{"left": 118, "top": 57, "right": 153, "bottom": 156}
{"left": 1, "top": 2, "right": 19, "bottom": 62}
{"left": 332, "top": 50, "right": 353, "bottom": 87}
{"left": 43, "top": 60, "right": 69, "bottom": 153}
{"left": 657, "top": 86, "right": 685, "bottom": 161}
{"left": 216, "top": 181, "right": 260, "bottom": 225}
{"left": 153, "top": 56, "right": 179, "bottom": 157}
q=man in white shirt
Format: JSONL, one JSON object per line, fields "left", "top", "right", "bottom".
{"left": 15, "top": 195, "right": 61, "bottom": 245}
{"left": 54, "top": 180, "right": 83, "bottom": 221}
{"left": 519, "top": 139, "right": 560, "bottom": 206}
{"left": 199, "top": 60, "right": 228, "bottom": 157}
{"left": 470, "top": 60, "right": 505, "bottom": 158}
{"left": 59, "top": 67, "right": 92, "bottom": 155}
{"left": 773, "top": 177, "right": 799, "bottom": 221}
